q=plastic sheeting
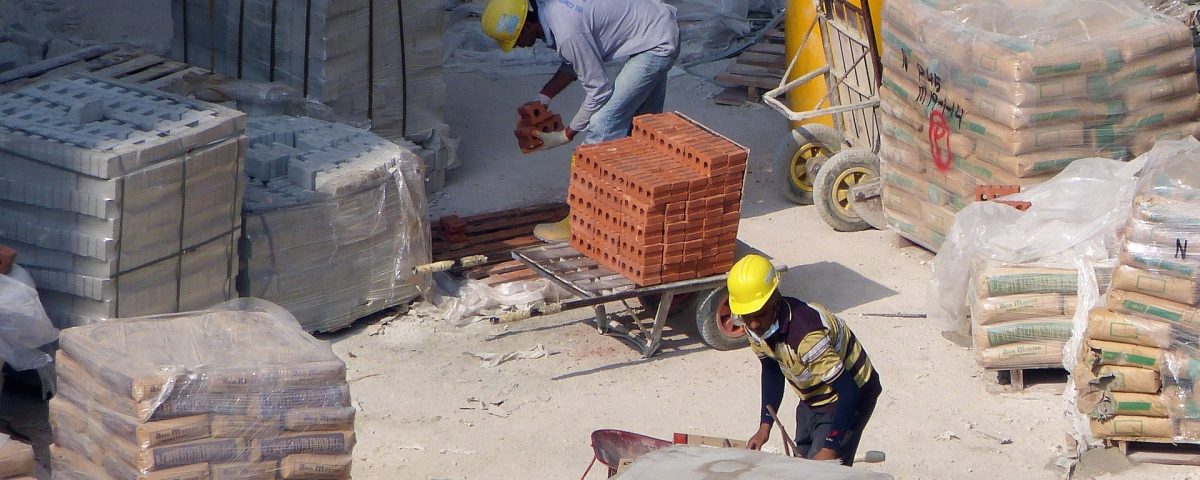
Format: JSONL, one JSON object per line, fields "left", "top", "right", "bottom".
{"left": 929, "top": 157, "right": 1144, "bottom": 345}
{"left": 49, "top": 298, "right": 354, "bottom": 479}
{"left": 239, "top": 116, "right": 431, "bottom": 333}
{"left": 880, "top": 0, "right": 1199, "bottom": 251}
{"left": 0, "top": 265, "right": 56, "bottom": 371}
{"left": 1073, "top": 138, "right": 1200, "bottom": 443}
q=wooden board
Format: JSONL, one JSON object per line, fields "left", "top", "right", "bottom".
{"left": 736, "top": 51, "right": 787, "bottom": 69}
{"left": 746, "top": 43, "right": 786, "bottom": 56}
{"left": 1106, "top": 438, "right": 1200, "bottom": 466}
{"left": 715, "top": 72, "right": 781, "bottom": 90}
{"left": 727, "top": 63, "right": 784, "bottom": 79}
{"left": 713, "top": 87, "right": 752, "bottom": 106}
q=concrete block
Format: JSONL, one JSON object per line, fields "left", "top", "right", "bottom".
{"left": 68, "top": 98, "right": 104, "bottom": 124}
{"left": 0, "top": 42, "right": 30, "bottom": 71}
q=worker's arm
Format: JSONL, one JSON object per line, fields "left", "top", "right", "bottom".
{"left": 748, "top": 356, "right": 784, "bottom": 450}
{"left": 555, "top": 32, "right": 612, "bottom": 134}
{"left": 539, "top": 63, "right": 577, "bottom": 100}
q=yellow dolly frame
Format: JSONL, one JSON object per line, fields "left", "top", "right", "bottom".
{"left": 762, "top": 0, "right": 886, "bottom": 232}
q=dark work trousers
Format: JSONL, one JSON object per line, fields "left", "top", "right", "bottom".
{"left": 793, "top": 374, "right": 882, "bottom": 466}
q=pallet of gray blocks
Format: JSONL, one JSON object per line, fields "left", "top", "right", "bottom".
{"left": 0, "top": 74, "right": 246, "bottom": 328}
{"left": 238, "top": 115, "right": 430, "bottom": 333}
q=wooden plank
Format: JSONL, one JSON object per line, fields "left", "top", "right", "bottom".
{"left": 456, "top": 202, "right": 568, "bottom": 226}
{"left": 143, "top": 66, "right": 210, "bottom": 91}
{"left": 746, "top": 43, "right": 785, "bottom": 56}
{"left": 466, "top": 209, "right": 568, "bottom": 235}
{"left": 727, "top": 63, "right": 784, "bottom": 78}
{"left": 521, "top": 244, "right": 585, "bottom": 262}
{"left": 440, "top": 224, "right": 542, "bottom": 252}
{"left": 1119, "top": 440, "right": 1200, "bottom": 466}
{"left": 713, "top": 87, "right": 751, "bottom": 106}
{"left": 483, "top": 269, "right": 541, "bottom": 286}
{"left": 432, "top": 236, "right": 543, "bottom": 260}
{"left": 120, "top": 61, "right": 189, "bottom": 84}
{"left": 735, "top": 51, "right": 786, "bottom": 69}
{"left": 766, "top": 29, "right": 786, "bottom": 44}
{"left": 92, "top": 56, "right": 163, "bottom": 77}
{"left": 0, "top": 44, "right": 118, "bottom": 85}
{"left": 466, "top": 260, "right": 527, "bottom": 279}
{"left": 715, "top": 72, "right": 780, "bottom": 90}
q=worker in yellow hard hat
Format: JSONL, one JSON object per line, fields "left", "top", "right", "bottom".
{"left": 482, "top": 0, "right": 680, "bottom": 242}
{"left": 727, "top": 254, "right": 883, "bottom": 466}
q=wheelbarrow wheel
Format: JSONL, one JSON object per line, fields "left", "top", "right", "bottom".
{"left": 773, "top": 123, "right": 844, "bottom": 205}
{"left": 813, "top": 148, "right": 880, "bottom": 232}
{"left": 691, "top": 287, "right": 748, "bottom": 350}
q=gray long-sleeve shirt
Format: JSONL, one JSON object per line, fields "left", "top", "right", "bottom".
{"left": 536, "top": 0, "right": 679, "bottom": 132}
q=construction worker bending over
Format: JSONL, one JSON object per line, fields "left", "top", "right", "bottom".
{"left": 483, "top": 0, "right": 680, "bottom": 147}
{"left": 481, "top": 0, "right": 680, "bottom": 242}
{"left": 727, "top": 255, "right": 883, "bottom": 466}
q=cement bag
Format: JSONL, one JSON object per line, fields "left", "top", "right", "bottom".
{"left": 1107, "top": 289, "right": 1200, "bottom": 333}
{"left": 1122, "top": 242, "right": 1200, "bottom": 281}
{"left": 958, "top": 73, "right": 1093, "bottom": 107}
{"left": 977, "top": 266, "right": 1079, "bottom": 298}
{"left": 880, "top": 109, "right": 976, "bottom": 167}
{"left": 1116, "top": 96, "right": 1200, "bottom": 135}
{"left": 880, "top": 161, "right": 929, "bottom": 198}
{"left": 1125, "top": 218, "right": 1200, "bottom": 245}
{"left": 1131, "top": 122, "right": 1200, "bottom": 156}
{"left": 977, "top": 341, "right": 1065, "bottom": 368}
{"left": 1133, "top": 194, "right": 1200, "bottom": 226}
{"left": 1107, "top": 47, "right": 1198, "bottom": 88}
{"left": 974, "top": 294, "right": 1077, "bottom": 324}
{"left": 1117, "top": 19, "right": 1193, "bottom": 60}
{"left": 1163, "top": 384, "right": 1200, "bottom": 420}
{"left": 970, "top": 93, "right": 1111, "bottom": 130}
{"left": 923, "top": 182, "right": 970, "bottom": 212}
{"left": 1164, "top": 350, "right": 1200, "bottom": 383}
{"left": 963, "top": 115, "right": 1088, "bottom": 156}
{"left": 924, "top": 166, "right": 980, "bottom": 200}
{"left": 0, "top": 435, "right": 34, "bottom": 479}
{"left": 920, "top": 201, "right": 958, "bottom": 236}
{"left": 1074, "top": 362, "right": 1162, "bottom": 394}
{"left": 1086, "top": 339, "right": 1165, "bottom": 370}
{"left": 953, "top": 154, "right": 1057, "bottom": 186}
{"left": 968, "top": 36, "right": 1116, "bottom": 83}
{"left": 1086, "top": 308, "right": 1175, "bottom": 348}
{"left": 974, "top": 318, "right": 1073, "bottom": 349}
{"left": 881, "top": 186, "right": 922, "bottom": 220}
{"left": 1080, "top": 390, "right": 1171, "bottom": 419}
{"left": 1112, "top": 264, "right": 1200, "bottom": 306}
{"left": 1089, "top": 415, "right": 1174, "bottom": 438}
{"left": 879, "top": 133, "right": 928, "bottom": 176}
{"left": 884, "top": 207, "right": 942, "bottom": 253}
{"left": 880, "top": 83, "right": 932, "bottom": 133}
{"left": 1123, "top": 76, "right": 1199, "bottom": 109}
{"left": 1179, "top": 419, "right": 1200, "bottom": 438}
{"left": 280, "top": 454, "right": 353, "bottom": 479}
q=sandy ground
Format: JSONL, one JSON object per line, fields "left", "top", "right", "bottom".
{"left": 0, "top": 41, "right": 1197, "bottom": 480}
{"left": 333, "top": 63, "right": 1200, "bottom": 479}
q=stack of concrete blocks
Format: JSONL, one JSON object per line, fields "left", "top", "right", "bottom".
{"left": 239, "top": 115, "right": 429, "bottom": 333}
{"left": 879, "top": 0, "right": 1200, "bottom": 252}
{"left": 568, "top": 112, "right": 747, "bottom": 286}
{"left": 0, "top": 0, "right": 91, "bottom": 73}
{"left": 0, "top": 75, "right": 245, "bottom": 329}
{"left": 1076, "top": 143, "right": 1200, "bottom": 441}
{"left": 50, "top": 304, "right": 355, "bottom": 479}
{"left": 169, "top": 0, "right": 454, "bottom": 192}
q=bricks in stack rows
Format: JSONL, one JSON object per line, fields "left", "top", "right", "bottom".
{"left": 514, "top": 101, "right": 565, "bottom": 153}
{"left": 568, "top": 112, "right": 747, "bottom": 286}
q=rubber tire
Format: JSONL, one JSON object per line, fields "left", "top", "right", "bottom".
{"left": 692, "top": 287, "right": 748, "bottom": 351}
{"left": 813, "top": 148, "right": 880, "bottom": 232}
{"left": 773, "top": 124, "right": 845, "bottom": 205}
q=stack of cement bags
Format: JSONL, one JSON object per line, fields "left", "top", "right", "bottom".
{"left": 971, "top": 263, "right": 1082, "bottom": 368}
{"left": 0, "top": 75, "right": 244, "bottom": 329}
{"left": 169, "top": 0, "right": 447, "bottom": 142}
{"left": 1076, "top": 139, "right": 1200, "bottom": 441}
{"left": 880, "top": 0, "right": 1200, "bottom": 251}
{"left": 0, "top": 435, "right": 34, "bottom": 479}
{"left": 50, "top": 301, "right": 355, "bottom": 479}
{"left": 239, "top": 116, "right": 429, "bottom": 333}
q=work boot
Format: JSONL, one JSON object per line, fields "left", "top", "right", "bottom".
{"left": 533, "top": 215, "right": 570, "bottom": 243}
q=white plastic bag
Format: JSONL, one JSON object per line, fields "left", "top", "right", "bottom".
{"left": 0, "top": 265, "right": 58, "bottom": 370}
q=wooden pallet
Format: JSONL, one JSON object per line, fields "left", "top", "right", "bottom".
{"left": 1103, "top": 437, "right": 1200, "bottom": 466}
{"left": 987, "top": 364, "right": 1066, "bottom": 392}
{"left": 714, "top": 29, "right": 787, "bottom": 105}
{"left": 431, "top": 203, "right": 569, "bottom": 286}
{"left": 0, "top": 45, "right": 216, "bottom": 93}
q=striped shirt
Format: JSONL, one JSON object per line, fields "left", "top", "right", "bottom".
{"left": 750, "top": 298, "right": 875, "bottom": 408}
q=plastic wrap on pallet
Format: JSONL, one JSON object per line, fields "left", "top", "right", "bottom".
{"left": 1072, "top": 139, "right": 1200, "bottom": 444}
{"left": 929, "top": 158, "right": 1139, "bottom": 352}
{"left": 48, "top": 298, "right": 354, "bottom": 479}
{"left": 238, "top": 116, "right": 430, "bottom": 333}
{"left": 880, "top": 0, "right": 1199, "bottom": 252}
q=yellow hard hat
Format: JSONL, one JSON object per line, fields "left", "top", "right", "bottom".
{"left": 482, "top": 0, "right": 529, "bottom": 53}
{"left": 727, "top": 254, "right": 780, "bottom": 316}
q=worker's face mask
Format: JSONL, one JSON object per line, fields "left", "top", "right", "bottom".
{"left": 733, "top": 314, "right": 779, "bottom": 344}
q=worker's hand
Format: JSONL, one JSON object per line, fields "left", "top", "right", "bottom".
{"left": 534, "top": 93, "right": 552, "bottom": 107}
{"left": 746, "top": 424, "right": 771, "bottom": 450}
{"left": 531, "top": 128, "right": 574, "bottom": 151}
{"left": 811, "top": 447, "right": 840, "bottom": 462}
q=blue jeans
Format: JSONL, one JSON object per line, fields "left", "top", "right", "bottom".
{"left": 582, "top": 49, "right": 679, "bottom": 145}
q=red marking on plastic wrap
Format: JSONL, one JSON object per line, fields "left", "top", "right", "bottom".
{"left": 928, "top": 109, "right": 951, "bottom": 173}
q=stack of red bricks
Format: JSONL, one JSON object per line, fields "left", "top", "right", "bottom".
{"left": 514, "top": 102, "right": 565, "bottom": 153}
{"left": 567, "top": 112, "right": 748, "bottom": 286}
